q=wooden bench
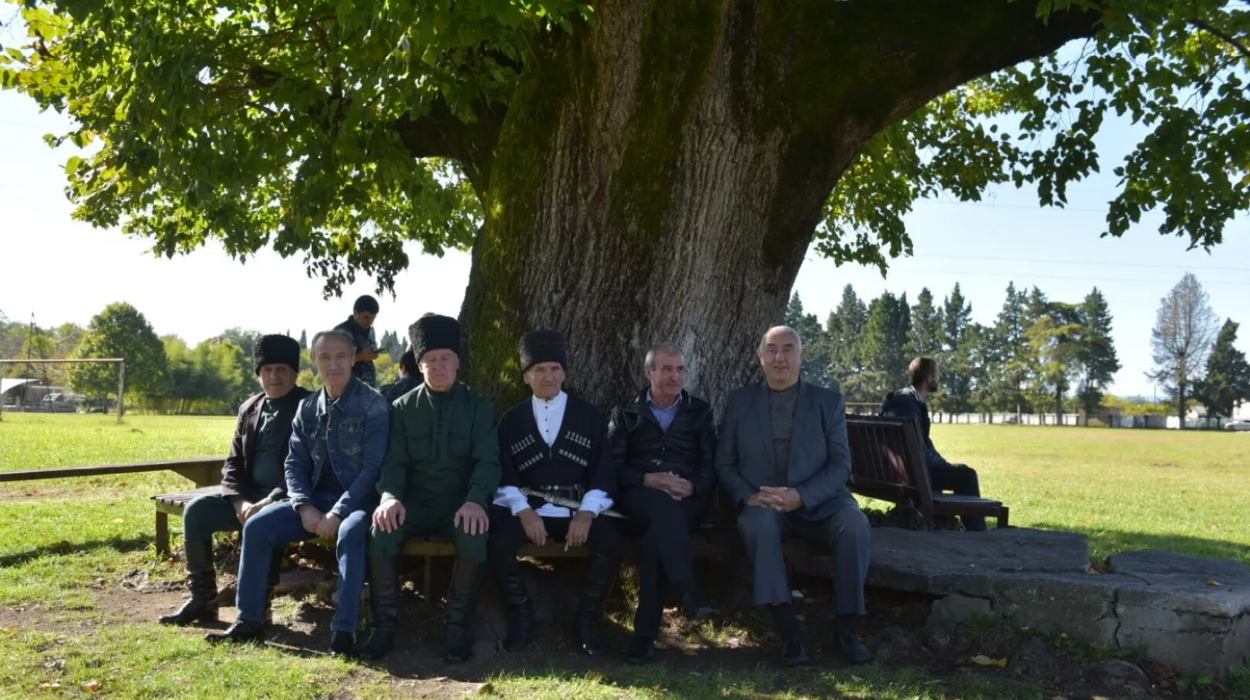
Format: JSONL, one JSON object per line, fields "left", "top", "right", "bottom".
{"left": 846, "top": 414, "right": 1009, "bottom": 529}
{"left": 0, "top": 458, "right": 223, "bottom": 557}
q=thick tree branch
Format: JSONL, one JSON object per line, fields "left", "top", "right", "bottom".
{"left": 389, "top": 98, "right": 507, "bottom": 195}
{"left": 1190, "top": 17, "right": 1250, "bottom": 62}
{"left": 772, "top": 0, "right": 1105, "bottom": 128}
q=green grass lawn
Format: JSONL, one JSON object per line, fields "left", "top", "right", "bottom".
{"left": 932, "top": 423, "right": 1250, "bottom": 565}
{"left": 0, "top": 414, "right": 1247, "bottom": 698}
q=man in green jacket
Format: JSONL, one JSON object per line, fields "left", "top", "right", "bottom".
{"left": 358, "top": 313, "right": 500, "bottom": 663}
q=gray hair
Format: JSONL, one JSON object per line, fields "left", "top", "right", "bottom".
{"left": 643, "top": 342, "right": 684, "bottom": 372}
{"left": 758, "top": 326, "right": 803, "bottom": 353}
{"left": 310, "top": 329, "right": 355, "bottom": 354}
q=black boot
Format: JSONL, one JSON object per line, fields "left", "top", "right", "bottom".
{"left": 204, "top": 619, "right": 265, "bottom": 645}
{"left": 497, "top": 564, "right": 535, "bottom": 652}
{"left": 625, "top": 636, "right": 656, "bottom": 665}
{"left": 771, "top": 603, "right": 810, "bottom": 667}
{"left": 833, "top": 614, "right": 872, "bottom": 665}
{"left": 443, "top": 559, "right": 484, "bottom": 664}
{"left": 358, "top": 556, "right": 400, "bottom": 661}
{"left": 329, "top": 630, "right": 357, "bottom": 657}
{"left": 572, "top": 551, "right": 620, "bottom": 657}
{"left": 158, "top": 540, "right": 218, "bottom": 626}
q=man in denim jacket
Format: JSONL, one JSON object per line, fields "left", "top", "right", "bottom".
{"left": 207, "top": 329, "right": 389, "bottom": 656}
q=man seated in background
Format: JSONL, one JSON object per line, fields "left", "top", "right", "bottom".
{"left": 157, "top": 334, "right": 310, "bottom": 626}
{"left": 880, "top": 356, "right": 986, "bottom": 531}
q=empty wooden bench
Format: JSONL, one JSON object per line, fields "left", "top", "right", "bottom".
{"left": 846, "top": 415, "right": 1009, "bottom": 529}
{"left": 0, "top": 459, "right": 223, "bottom": 557}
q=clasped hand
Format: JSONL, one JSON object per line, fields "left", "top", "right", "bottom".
{"left": 643, "top": 471, "right": 694, "bottom": 500}
{"left": 746, "top": 485, "right": 803, "bottom": 512}
{"left": 298, "top": 505, "right": 342, "bottom": 539}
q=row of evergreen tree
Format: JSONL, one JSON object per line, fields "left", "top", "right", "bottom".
{"left": 783, "top": 282, "right": 1122, "bottom": 416}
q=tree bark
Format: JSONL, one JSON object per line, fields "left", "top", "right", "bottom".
{"left": 458, "top": 0, "right": 1100, "bottom": 409}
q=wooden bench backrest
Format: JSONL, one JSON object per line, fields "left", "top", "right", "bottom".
{"left": 0, "top": 458, "right": 221, "bottom": 486}
{"left": 845, "top": 415, "right": 934, "bottom": 515}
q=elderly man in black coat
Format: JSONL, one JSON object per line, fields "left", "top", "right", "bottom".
{"left": 489, "top": 330, "right": 623, "bottom": 657}
{"left": 716, "top": 326, "right": 872, "bottom": 667}
{"left": 157, "top": 334, "right": 310, "bottom": 626}
{"left": 608, "top": 342, "right": 718, "bottom": 665}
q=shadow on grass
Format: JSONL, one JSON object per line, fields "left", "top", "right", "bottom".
{"left": 0, "top": 535, "right": 151, "bottom": 568}
{"left": 1032, "top": 522, "right": 1250, "bottom": 565}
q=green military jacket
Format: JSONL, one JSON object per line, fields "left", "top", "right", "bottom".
{"left": 377, "top": 381, "right": 500, "bottom": 509}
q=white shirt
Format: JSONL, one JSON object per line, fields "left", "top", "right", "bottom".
{"left": 532, "top": 391, "right": 567, "bottom": 446}
{"left": 491, "top": 390, "right": 613, "bottom": 519}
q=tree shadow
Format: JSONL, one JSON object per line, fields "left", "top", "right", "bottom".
{"left": 1030, "top": 522, "right": 1250, "bottom": 567}
{"left": 0, "top": 534, "right": 152, "bottom": 568}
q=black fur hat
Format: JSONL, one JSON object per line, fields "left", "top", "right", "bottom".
{"left": 519, "top": 330, "right": 568, "bottom": 372}
{"left": 409, "top": 313, "right": 460, "bottom": 361}
{"left": 254, "top": 334, "right": 301, "bottom": 374}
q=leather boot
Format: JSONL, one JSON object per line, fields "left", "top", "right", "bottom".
{"left": 357, "top": 556, "right": 401, "bottom": 661}
{"left": 497, "top": 564, "right": 535, "bottom": 652}
{"left": 204, "top": 619, "right": 265, "bottom": 645}
{"left": 572, "top": 551, "right": 620, "bottom": 656}
{"left": 833, "top": 614, "right": 872, "bottom": 665}
{"left": 158, "top": 540, "right": 218, "bottom": 625}
{"left": 443, "top": 559, "right": 484, "bottom": 664}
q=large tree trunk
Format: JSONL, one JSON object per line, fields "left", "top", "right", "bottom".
{"left": 458, "top": 0, "right": 1098, "bottom": 409}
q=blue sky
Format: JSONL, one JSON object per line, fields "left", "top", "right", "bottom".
{"left": 2, "top": 61, "right": 1247, "bottom": 399}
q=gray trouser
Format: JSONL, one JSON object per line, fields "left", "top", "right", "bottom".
{"left": 736, "top": 504, "right": 870, "bottom": 615}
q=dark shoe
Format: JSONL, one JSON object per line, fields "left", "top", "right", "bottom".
{"left": 834, "top": 629, "right": 873, "bottom": 665}
{"left": 625, "top": 636, "right": 656, "bottom": 665}
{"left": 329, "top": 631, "right": 356, "bottom": 657}
{"left": 497, "top": 566, "right": 535, "bottom": 652}
{"left": 572, "top": 551, "right": 621, "bottom": 657}
{"left": 358, "top": 556, "right": 401, "bottom": 661}
{"left": 679, "top": 591, "right": 716, "bottom": 621}
{"left": 443, "top": 560, "right": 484, "bottom": 664}
{"left": 205, "top": 619, "right": 265, "bottom": 645}
{"left": 158, "top": 596, "right": 218, "bottom": 626}
{"left": 782, "top": 638, "right": 811, "bottom": 667}
{"left": 158, "top": 540, "right": 218, "bottom": 626}
{"left": 357, "top": 628, "right": 394, "bottom": 662}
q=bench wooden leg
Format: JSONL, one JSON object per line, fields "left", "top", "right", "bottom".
{"left": 155, "top": 511, "right": 170, "bottom": 557}
{"left": 996, "top": 507, "right": 1010, "bottom": 528}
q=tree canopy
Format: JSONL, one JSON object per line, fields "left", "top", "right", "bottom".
{"left": 2, "top": 0, "right": 1247, "bottom": 292}
{"left": 68, "top": 302, "right": 167, "bottom": 399}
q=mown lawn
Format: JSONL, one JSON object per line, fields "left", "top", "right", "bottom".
{"left": 0, "top": 413, "right": 1246, "bottom": 698}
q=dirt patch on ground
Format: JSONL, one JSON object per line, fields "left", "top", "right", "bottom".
{"left": 1, "top": 557, "right": 1232, "bottom": 699}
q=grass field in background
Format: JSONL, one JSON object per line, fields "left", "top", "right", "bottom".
{"left": 0, "top": 413, "right": 1247, "bottom": 697}
{"left": 931, "top": 423, "right": 1250, "bottom": 565}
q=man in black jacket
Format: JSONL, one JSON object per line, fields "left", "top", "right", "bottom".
{"left": 609, "top": 342, "right": 717, "bottom": 664}
{"left": 880, "top": 356, "right": 986, "bottom": 531}
{"left": 489, "top": 330, "right": 623, "bottom": 657}
{"left": 157, "top": 334, "right": 311, "bottom": 625}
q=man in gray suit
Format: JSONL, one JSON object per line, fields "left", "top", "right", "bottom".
{"left": 716, "top": 326, "right": 872, "bottom": 666}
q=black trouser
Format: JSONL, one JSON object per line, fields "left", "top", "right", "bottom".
{"left": 619, "top": 487, "right": 708, "bottom": 639}
{"left": 928, "top": 463, "right": 986, "bottom": 531}
{"left": 488, "top": 505, "right": 625, "bottom": 561}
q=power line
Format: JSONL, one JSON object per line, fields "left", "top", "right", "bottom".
{"left": 916, "top": 253, "right": 1250, "bottom": 273}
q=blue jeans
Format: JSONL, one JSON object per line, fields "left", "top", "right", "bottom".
{"left": 235, "top": 491, "right": 371, "bottom": 633}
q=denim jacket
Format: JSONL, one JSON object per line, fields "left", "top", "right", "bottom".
{"left": 285, "top": 377, "right": 390, "bottom": 518}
